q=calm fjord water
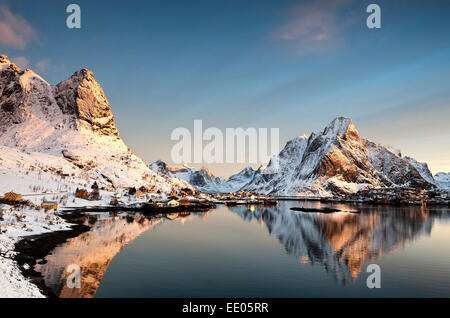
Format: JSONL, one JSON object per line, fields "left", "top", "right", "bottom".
{"left": 36, "top": 201, "right": 450, "bottom": 297}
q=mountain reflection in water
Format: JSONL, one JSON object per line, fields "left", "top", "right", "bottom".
{"left": 34, "top": 203, "right": 449, "bottom": 297}
{"left": 229, "top": 203, "right": 447, "bottom": 284}
{"left": 34, "top": 213, "right": 165, "bottom": 297}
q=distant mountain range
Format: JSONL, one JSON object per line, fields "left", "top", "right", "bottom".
{"left": 149, "top": 160, "right": 258, "bottom": 193}
{"left": 434, "top": 172, "right": 450, "bottom": 189}
{"left": 153, "top": 117, "right": 447, "bottom": 196}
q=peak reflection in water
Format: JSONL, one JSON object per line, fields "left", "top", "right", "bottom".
{"left": 34, "top": 213, "right": 164, "bottom": 298}
{"left": 34, "top": 204, "right": 450, "bottom": 297}
{"left": 228, "top": 202, "right": 447, "bottom": 284}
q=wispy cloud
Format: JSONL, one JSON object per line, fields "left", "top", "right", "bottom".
{"left": 11, "top": 56, "right": 29, "bottom": 69}
{"left": 0, "top": 5, "right": 36, "bottom": 49}
{"left": 35, "top": 58, "right": 51, "bottom": 73}
{"left": 271, "top": 0, "right": 357, "bottom": 54}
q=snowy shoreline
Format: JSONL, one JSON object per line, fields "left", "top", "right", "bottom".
{"left": 0, "top": 205, "right": 72, "bottom": 298}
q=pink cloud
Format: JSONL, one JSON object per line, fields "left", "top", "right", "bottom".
{"left": 35, "top": 58, "right": 51, "bottom": 73}
{"left": 271, "top": 0, "right": 356, "bottom": 54}
{"left": 11, "top": 56, "right": 29, "bottom": 69}
{"left": 0, "top": 5, "right": 36, "bottom": 49}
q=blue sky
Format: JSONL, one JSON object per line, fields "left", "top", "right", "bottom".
{"left": 1, "top": 0, "right": 449, "bottom": 176}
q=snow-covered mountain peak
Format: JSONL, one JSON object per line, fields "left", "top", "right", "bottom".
{"left": 0, "top": 54, "right": 14, "bottom": 70}
{"left": 149, "top": 161, "right": 258, "bottom": 193}
{"left": 200, "top": 166, "right": 214, "bottom": 177}
{"left": 0, "top": 55, "right": 189, "bottom": 193}
{"left": 244, "top": 116, "right": 436, "bottom": 196}
{"left": 434, "top": 172, "right": 450, "bottom": 189}
{"left": 322, "top": 116, "right": 359, "bottom": 141}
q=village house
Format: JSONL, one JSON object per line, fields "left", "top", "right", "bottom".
{"left": 41, "top": 201, "right": 58, "bottom": 211}
{"left": 166, "top": 213, "right": 179, "bottom": 220}
{"left": 75, "top": 188, "right": 88, "bottom": 199}
{"left": 133, "top": 189, "right": 144, "bottom": 198}
{"left": 138, "top": 186, "right": 148, "bottom": 193}
{"left": 178, "top": 199, "right": 191, "bottom": 205}
{"left": 3, "top": 192, "right": 21, "bottom": 202}
{"left": 167, "top": 199, "right": 180, "bottom": 207}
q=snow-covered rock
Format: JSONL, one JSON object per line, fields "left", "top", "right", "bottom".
{"left": 243, "top": 117, "right": 435, "bottom": 196}
{"left": 149, "top": 160, "right": 257, "bottom": 193}
{"left": 434, "top": 172, "right": 450, "bottom": 189}
{"left": 404, "top": 156, "right": 436, "bottom": 185}
{"left": 0, "top": 54, "right": 189, "bottom": 194}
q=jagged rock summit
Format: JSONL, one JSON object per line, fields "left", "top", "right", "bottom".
{"left": 151, "top": 117, "right": 437, "bottom": 196}
{"left": 243, "top": 116, "right": 436, "bottom": 196}
{"left": 0, "top": 54, "right": 188, "bottom": 192}
{"left": 54, "top": 68, "right": 119, "bottom": 137}
{"left": 0, "top": 55, "right": 118, "bottom": 137}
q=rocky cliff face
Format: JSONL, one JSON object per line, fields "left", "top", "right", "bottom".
{"left": 0, "top": 54, "right": 186, "bottom": 192}
{"left": 0, "top": 55, "right": 46, "bottom": 128}
{"left": 54, "top": 68, "right": 119, "bottom": 137}
{"left": 1, "top": 55, "right": 119, "bottom": 137}
{"left": 244, "top": 117, "right": 435, "bottom": 196}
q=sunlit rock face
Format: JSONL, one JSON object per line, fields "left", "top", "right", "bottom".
{"left": 243, "top": 117, "right": 435, "bottom": 196}
{"left": 0, "top": 54, "right": 189, "bottom": 192}
{"left": 35, "top": 214, "right": 163, "bottom": 298}
{"left": 54, "top": 68, "right": 119, "bottom": 137}
{"left": 0, "top": 55, "right": 118, "bottom": 137}
{"left": 229, "top": 203, "right": 437, "bottom": 284}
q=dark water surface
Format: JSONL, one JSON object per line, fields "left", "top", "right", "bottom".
{"left": 35, "top": 201, "right": 450, "bottom": 297}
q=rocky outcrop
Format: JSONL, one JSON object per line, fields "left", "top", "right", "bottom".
{"left": 364, "top": 139, "right": 434, "bottom": 189}
{"left": 54, "top": 68, "right": 119, "bottom": 137}
{"left": 244, "top": 117, "right": 435, "bottom": 196}
{"left": 1, "top": 55, "right": 119, "bottom": 137}
{"left": 0, "top": 55, "right": 27, "bottom": 128}
{"left": 0, "top": 53, "right": 187, "bottom": 192}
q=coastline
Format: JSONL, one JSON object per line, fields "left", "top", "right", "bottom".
{"left": 4, "top": 202, "right": 215, "bottom": 298}
{"left": 13, "top": 212, "right": 91, "bottom": 298}
{"left": 0, "top": 205, "right": 88, "bottom": 298}
{"left": 1, "top": 195, "right": 448, "bottom": 298}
